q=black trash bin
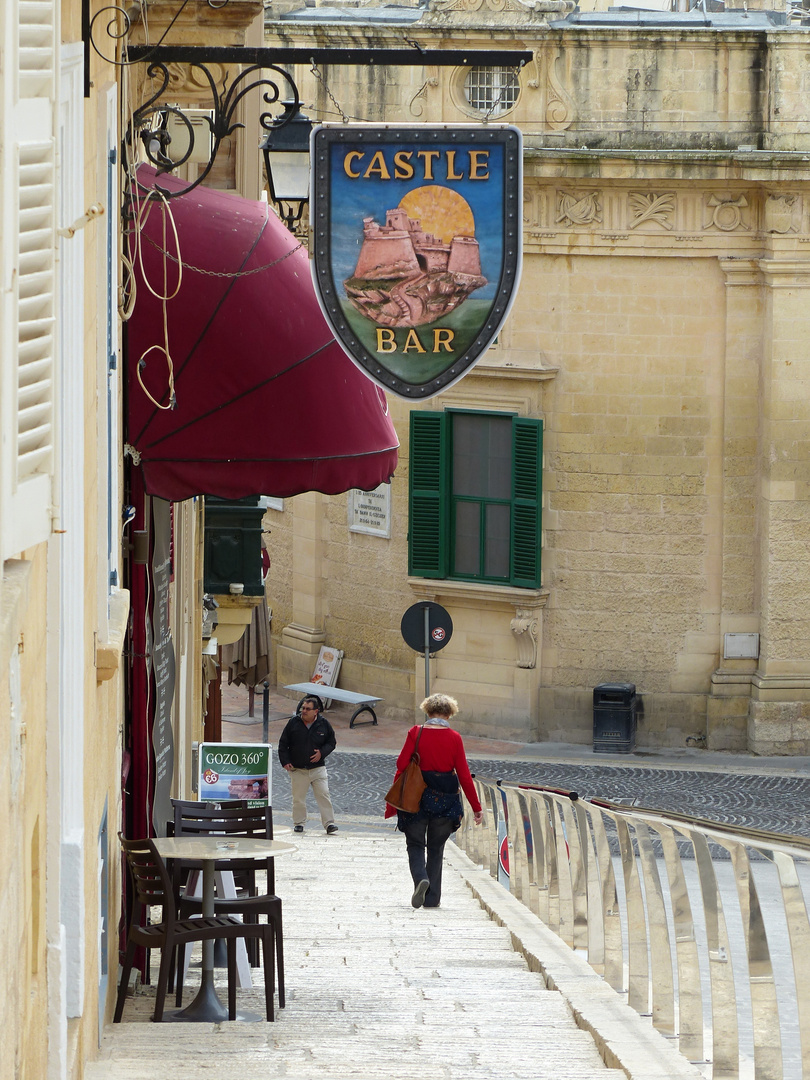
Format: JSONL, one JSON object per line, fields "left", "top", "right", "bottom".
{"left": 593, "top": 682, "right": 637, "bottom": 753}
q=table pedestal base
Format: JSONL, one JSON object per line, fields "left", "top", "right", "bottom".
{"left": 164, "top": 971, "right": 229, "bottom": 1023}
{"left": 163, "top": 972, "right": 266, "bottom": 1023}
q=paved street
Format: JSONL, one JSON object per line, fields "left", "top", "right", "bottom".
{"left": 266, "top": 749, "right": 810, "bottom": 838}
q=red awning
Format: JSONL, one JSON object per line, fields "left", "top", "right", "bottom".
{"left": 125, "top": 169, "right": 399, "bottom": 501}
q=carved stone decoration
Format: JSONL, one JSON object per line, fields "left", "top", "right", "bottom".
{"left": 523, "top": 184, "right": 539, "bottom": 226}
{"left": 545, "top": 50, "right": 574, "bottom": 130}
{"left": 511, "top": 608, "right": 539, "bottom": 669}
{"left": 155, "top": 61, "right": 230, "bottom": 100}
{"left": 409, "top": 68, "right": 439, "bottom": 117}
{"left": 628, "top": 192, "right": 675, "bottom": 231}
{"left": 128, "top": 0, "right": 264, "bottom": 39}
{"left": 525, "top": 56, "right": 541, "bottom": 90}
{"left": 764, "top": 194, "right": 800, "bottom": 234}
{"left": 430, "top": 0, "right": 572, "bottom": 15}
{"left": 705, "top": 194, "right": 749, "bottom": 232}
{"left": 557, "top": 190, "right": 601, "bottom": 227}
{"left": 522, "top": 51, "right": 574, "bottom": 130}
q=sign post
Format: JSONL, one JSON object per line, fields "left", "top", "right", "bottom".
{"left": 311, "top": 124, "right": 522, "bottom": 400}
{"left": 401, "top": 601, "right": 453, "bottom": 697}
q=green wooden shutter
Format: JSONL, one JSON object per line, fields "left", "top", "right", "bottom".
{"left": 511, "top": 417, "right": 543, "bottom": 587}
{"left": 409, "top": 411, "right": 448, "bottom": 578}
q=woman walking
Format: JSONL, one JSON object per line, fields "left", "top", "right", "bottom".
{"left": 386, "top": 694, "right": 483, "bottom": 908}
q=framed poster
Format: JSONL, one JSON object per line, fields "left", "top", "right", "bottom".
{"left": 311, "top": 124, "right": 522, "bottom": 399}
{"left": 198, "top": 743, "right": 271, "bottom": 807}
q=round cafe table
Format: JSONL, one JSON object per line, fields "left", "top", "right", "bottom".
{"left": 152, "top": 835, "right": 297, "bottom": 1022}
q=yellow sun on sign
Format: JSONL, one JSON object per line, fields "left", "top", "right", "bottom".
{"left": 398, "top": 186, "right": 475, "bottom": 245}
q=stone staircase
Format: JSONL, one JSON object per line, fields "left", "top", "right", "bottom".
{"left": 84, "top": 827, "right": 632, "bottom": 1080}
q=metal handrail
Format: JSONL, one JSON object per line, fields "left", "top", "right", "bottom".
{"left": 455, "top": 776, "right": 810, "bottom": 1080}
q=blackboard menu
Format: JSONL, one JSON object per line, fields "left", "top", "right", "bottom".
{"left": 150, "top": 498, "right": 176, "bottom": 837}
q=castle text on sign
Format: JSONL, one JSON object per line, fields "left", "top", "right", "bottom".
{"left": 343, "top": 150, "right": 490, "bottom": 182}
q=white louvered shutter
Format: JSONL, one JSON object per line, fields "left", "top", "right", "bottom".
{"left": 19, "top": 0, "right": 55, "bottom": 99}
{"left": 1, "top": 0, "right": 57, "bottom": 557}
{"left": 17, "top": 144, "right": 55, "bottom": 483}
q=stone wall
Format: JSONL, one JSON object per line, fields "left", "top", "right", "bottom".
{"left": 264, "top": 11, "right": 810, "bottom": 751}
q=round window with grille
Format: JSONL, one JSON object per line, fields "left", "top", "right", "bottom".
{"left": 463, "top": 66, "right": 520, "bottom": 117}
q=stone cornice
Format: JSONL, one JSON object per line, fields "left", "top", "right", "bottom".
{"left": 751, "top": 672, "right": 810, "bottom": 700}
{"left": 756, "top": 259, "right": 810, "bottom": 285}
{"left": 719, "top": 257, "right": 764, "bottom": 286}
{"left": 523, "top": 148, "right": 810, "bottom": 183}
{"left": 473, "top": 362, "right": 558, "bottom": 380}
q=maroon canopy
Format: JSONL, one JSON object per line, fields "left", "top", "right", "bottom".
{"left": 125, "top": 169, "right": 399, "bottom": 501}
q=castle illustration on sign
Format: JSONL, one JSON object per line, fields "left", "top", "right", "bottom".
{"left": 343, "top": 200, "right": 487, "bottom": 329}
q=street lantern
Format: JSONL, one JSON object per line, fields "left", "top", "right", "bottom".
{"left": 260, "top": 105, "right": 313, "bottom": 232}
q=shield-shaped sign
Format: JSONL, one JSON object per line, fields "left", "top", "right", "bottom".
{"left": 310, "top": 124, "right": 522, "bottom": 400}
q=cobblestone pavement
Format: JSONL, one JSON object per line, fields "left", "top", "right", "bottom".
{"left": 220, "top": 684, "right": 810, "bottom": 839}
{"left": 266, "top": 751, "right": 810, "bottom": 839}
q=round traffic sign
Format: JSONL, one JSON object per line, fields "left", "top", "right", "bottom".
{"left": 400, "top": 601, "right": 453, "bottom": 653}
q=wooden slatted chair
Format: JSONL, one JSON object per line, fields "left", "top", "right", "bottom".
{"left": 170, "top": 801, "right": 285, "bottom": 1008}
{"left": 115, "top": 834, "right": 275, "bottom": 1023}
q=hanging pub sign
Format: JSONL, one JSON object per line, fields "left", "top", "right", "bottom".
{"left": 310, "top": 124, "right": 522, "bottom": 400}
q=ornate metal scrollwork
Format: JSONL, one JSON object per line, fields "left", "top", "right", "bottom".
{"left": 125, "top": 61, "right": 300, "bottom": 202}
{"left": 86, "top": 0, "right": 302, "bottom": 206}
{"left": 87, "top": 0, "right": 235, "bottom": 66}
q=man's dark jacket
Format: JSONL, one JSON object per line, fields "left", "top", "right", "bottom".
{"left": 278, "top": 712, "right": 337, "bottom": 770}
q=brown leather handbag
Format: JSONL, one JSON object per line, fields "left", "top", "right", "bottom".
{"left": 384, "top": 725, "right": 427, "bottom": 813}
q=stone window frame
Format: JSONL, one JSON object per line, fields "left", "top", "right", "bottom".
{"left": 449, "top": 65, "right": 521, "bottom": 120}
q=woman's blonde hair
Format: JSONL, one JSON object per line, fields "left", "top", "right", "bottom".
{"left": 419, "top": 693, "right": 459, "bottom": 718}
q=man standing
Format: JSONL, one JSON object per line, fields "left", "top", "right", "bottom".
{"left": 278, "top": 695, "right": 339, "bottom": 835}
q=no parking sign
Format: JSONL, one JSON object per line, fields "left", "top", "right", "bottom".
{"left": 401, "top": 601, "right": 453, "bottom": 696}
{"left": 400, "top": 601, "right": 453, "bottom": 653}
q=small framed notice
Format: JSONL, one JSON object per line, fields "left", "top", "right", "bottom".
{"left": 348, "top": 484, "right": 391, "bottom": 538}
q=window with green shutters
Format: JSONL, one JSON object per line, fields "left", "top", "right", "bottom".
{"left": 408, "top": 410, "right": 542, "bottom": 587}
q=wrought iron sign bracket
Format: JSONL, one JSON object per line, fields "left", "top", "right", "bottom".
{"left": 121, "top": 43, "right": 531, "bottom": 204}
{"left": 124, "top": 44, "right": 534, "bottom": 68}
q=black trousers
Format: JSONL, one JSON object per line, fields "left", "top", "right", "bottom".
{"left": 402, "top": 815, "right": 455, "bottom": 908}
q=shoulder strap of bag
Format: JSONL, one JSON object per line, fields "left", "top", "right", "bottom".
{"left": 411, "top": 723, "right": 426, "bottom": 761}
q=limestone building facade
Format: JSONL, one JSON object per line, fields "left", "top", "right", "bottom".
{"left": 264, "top": 0, "right": 810, "bottom": 753}
{"left": 1, "top": 2, "right": 269, "bottom": 1076}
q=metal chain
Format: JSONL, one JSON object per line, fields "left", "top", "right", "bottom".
{"left": 310, "top": 61, "right": 351, "bottom": 124}
{"left": 482, "top": 60, "right": 526, "bottom": 122}
{"left": 483, "top": 79, "right": 510, "bottom": 123}
{"left": 142, "top": 231, "right": 303, "bottom": 277}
